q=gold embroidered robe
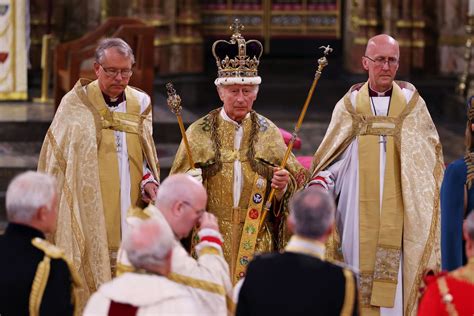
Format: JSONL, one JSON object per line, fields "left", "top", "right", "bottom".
{"left": 311, "top": 81, "right": 443, "bottom": 315}
{"left": 37, "top": 79, "right": 160, "bottom": 310}
{"left": 171, "top": 109, "right": 308, "bottom": 280}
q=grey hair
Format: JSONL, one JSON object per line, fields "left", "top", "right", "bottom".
{"left": 6, "top": 171, "right": 57, "bottom": 223}
{"left": 95, "top": 37, "right": 135, "bottom": 65}
{"left": 289, "top": 186, "right": 335, "bottom": 239}
{"left": 467, "top": 211, "right": 474, "bottom": 241}
{"left": 123, "top": 218, "right": 174, "bottom": 270}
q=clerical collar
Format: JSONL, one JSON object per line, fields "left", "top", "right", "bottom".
{"left": 102, "top": 92, "right": 125, "bottom": 108}
{"left": 368, "top": 86, "right": 392, "bottom": 97}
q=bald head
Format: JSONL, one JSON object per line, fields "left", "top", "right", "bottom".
{"left": 155, "top": 174, "right": 208, "bottom": 239}
{"left": 365, "top": 34, "right": 399, "bottom": 57}
{"left": 156, "top": 174, "right": 206, "bottom": 210}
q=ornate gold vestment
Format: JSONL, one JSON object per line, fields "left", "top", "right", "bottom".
{"left": 171, "top": 109, "right": 308, "bottom": 282}
{"left": 311, "top": 81, "right": 443, "bottom": 316}
{"left": 37, "top": 79, "right": 159, "bottom": 310}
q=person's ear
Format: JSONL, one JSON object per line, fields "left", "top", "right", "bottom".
{"left": 94, "top": 62, "right": 101, "bottom": 77}
{"left": 172, "top": 201, "right": 184, "bottom": 217}
{"left": 217, "top": 86, "right": 225, "bottom": 102}
{"left": 362, "top": 57, "right": 369, "bottom": 71}
{"left": 35, "top": 206, "right": 47, "bottom": 222}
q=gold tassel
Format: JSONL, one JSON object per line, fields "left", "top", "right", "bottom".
{"left": 29, "top": 256, "right": 51, "bottom": 316}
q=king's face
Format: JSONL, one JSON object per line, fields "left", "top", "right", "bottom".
{"left": 219, "top": 84, "right": 259, "bottom": 123}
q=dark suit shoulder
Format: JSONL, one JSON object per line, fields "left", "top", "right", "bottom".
{"left": 239, "top": 252, "right": 359, "bottom": 316}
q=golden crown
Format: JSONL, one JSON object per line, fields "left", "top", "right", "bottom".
{"left": 212, "top": 19, "right": 263, "bottom": 85}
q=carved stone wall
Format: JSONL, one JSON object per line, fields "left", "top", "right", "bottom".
{"left": 343, "top": 0, "right": 437, "bottom": 76}
{"left": 437, "top": 0, "right": 470, "bottom": 75}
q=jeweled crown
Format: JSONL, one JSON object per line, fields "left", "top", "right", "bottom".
{"left": 212, "top": 19, "right": 263, "bottom": 86}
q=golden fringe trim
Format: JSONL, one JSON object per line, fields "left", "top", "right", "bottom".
{"left": 341, "top": 269, "right": 355, "bottom": 316}
{"left": 168, "top": 272, "right": 226, "bottom": 296}
{"left": 29, "top": 256, "right": 51, "bottom": 316}
{"left": 202, "top": 109, "right": 273, "bottom": 181}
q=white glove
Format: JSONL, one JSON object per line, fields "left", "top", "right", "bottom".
{"left": 186, "top": 168, "right": 203, "bottom": 183}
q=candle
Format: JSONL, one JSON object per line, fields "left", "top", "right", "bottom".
{"left": 470, "top": 0, "right": 474, "bottom": 16}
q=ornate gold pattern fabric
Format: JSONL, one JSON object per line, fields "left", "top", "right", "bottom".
{"left": 311, "top": 81, "right": 443, "bottom": 316}
{"left": 37, "top": 79, "right": 159, "bottom": 310}
{"left": 359, "top": 272, "right": 374, "bottom": 307}
{"left": 171, "top": 108, "right": 308, "bottom": 281}
{"left": 373, "top": 247, "right": 401, "bottom": 282}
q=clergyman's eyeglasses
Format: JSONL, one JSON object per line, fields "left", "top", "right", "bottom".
{"left": 364, "top": 55, "right": 399, "bottom": 67}
{"left": 99, "top": 64, "right": 133, "bottom": 78}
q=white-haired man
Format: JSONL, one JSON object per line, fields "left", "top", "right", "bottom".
{"left": 236, "top": 186, "right": 359, "bottom": 315}
{"left": 38, "top": 37, "right": 160, "bottom": 308}
{"left": 0, "top": 171, "right": 80, "bottom": 316}
{"left": 170, "top": 19, "right": 308, "bottom": 284}
{"left": 116, "top": 174, "right": 233, "bottom": 315}
{"left": 84, "top": 218, "right": 203, "bottom": 315}
{"left": 418, "top": 211, "right": 474, "bottom": 315}
{"left": 310, "top": 34, "right": 443, "bottom": 315}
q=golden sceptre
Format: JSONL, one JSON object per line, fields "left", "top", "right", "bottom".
{"left": 259, "top": 45, "right": 333, "bottom": 230}
{"left": 166, "top": 82, "right": 195, "bottom": 168}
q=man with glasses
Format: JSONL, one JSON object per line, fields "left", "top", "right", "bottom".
{"left": 309, "top": 34, "right": 443, "bottom": 315}
{"left": 38, "top": 38, "right": 160, "bottom": 310}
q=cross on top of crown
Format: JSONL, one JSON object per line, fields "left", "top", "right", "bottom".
{"left": 230, "top": 19, "right": 244, "bottom": 40}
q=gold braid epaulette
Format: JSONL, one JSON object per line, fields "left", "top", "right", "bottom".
{"left": 464, "top": 152, "right": 474, "bottom": 189}
{"left": 202, "top": 109, "right": 273, "bottom": 181}
{"left": 30, "top": 237, "right": 82, "bottom": 316}
{"left": 468, "top": 105, "right": 474, "bottom": 121}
